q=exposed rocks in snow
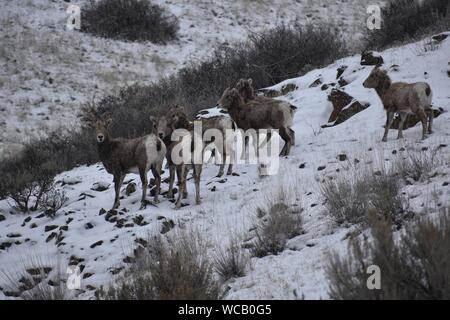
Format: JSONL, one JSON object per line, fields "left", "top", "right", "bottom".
{"left": 360, "top": 51, "right": 384, "bottom": 66}
{"left": 90, "top": 240, "right": 103, "bottom": 249}
{"left": 161, "top": 218, "right": 175, "bottom": 234}
{"left": 324, "top": 89, "right": 370, "bottom": 126}
{"left": 44, "top": 225, "right": 58, "bottom": 232}
{"left": 336, "top": 65, "right": 348, "bottom": 79}
{"left": 309, "top": 78, "right": 323, "bottom": 88}
{"left": 0, "top": 214, "right": 6, "bottom": 222}
{"left": 125, "top": 182, "right": 137, "bottom": 196}
{"left": 91, "top": 182, "right": 110, "bottom": 192}
{"left": 432, "top": 32, "right": 449, "bottom": 43}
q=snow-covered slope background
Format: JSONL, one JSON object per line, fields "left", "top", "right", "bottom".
{"left": 1, "top": 29, "right": 449, "bottom": 299}
{"left": 0, "top": 0, "right": 383, "bottom": 157}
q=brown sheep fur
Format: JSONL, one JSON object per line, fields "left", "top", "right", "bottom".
{"left": 92, "top": 118, "right": 166, "bottom": 210}
{"left": 216, "top": 87, "right": 296, "bottom": 156}
{"left": 151, "top": 107, "right": 203, "bottom": 209}
{"left": 363, "top": 67, "right": 433, "bottom": 141}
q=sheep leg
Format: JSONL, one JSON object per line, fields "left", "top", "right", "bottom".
{"left": 112, "top": 173, "right": 124, "bottom": 209}
{"left": 427, "top": 109, "right": 433, "bottom": 134}
{"left": 193, "top": 164, "right": 202, "bottom": 205}
{"left": 288, "top": 128, "right": 295, "bottom": 146}
{"left": 397, "top": 113, "right": 407, "bottom": 140}
{"left": 151, "top": 164, "right": 161, "bottom": 204}
{"left": 167, "top": 164, "right": 175, "bottom": 199}
{"left": 382, "top": 111, "right": 395, "bottom": 142}
{"left": 139, "top": 167, "right": 148, "bottom": 209}
{"left": 279, "top": 127, "right": 292, "bottom": 156}
{"left": 418, "top": 109, "right": 428, "bottom": 140}
{"left": 175, "top": 165, "right": 186, "bottom": 209}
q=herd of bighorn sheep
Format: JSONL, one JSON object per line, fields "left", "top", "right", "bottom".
{"left": 85, "top": 66, "right": 435, "bottom": 210}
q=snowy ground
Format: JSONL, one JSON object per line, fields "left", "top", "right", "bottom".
{"left": 0, "top": 33, "right": 449, "bottom": 300}
{"left": 0, "top": 0, "right": 382, "bottom": 157}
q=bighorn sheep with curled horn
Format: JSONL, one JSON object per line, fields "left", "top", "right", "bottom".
{"left": 217, "top": 86, "right": 297, "bottom": 156}
{"left": 84, "top": 108, "right": 166, "bottom": 210}
{"left": 150, "top": 106, "right": 204, "bottom": 209}
{"left": 363, "top": 67, "right": 433, "bottom": 142}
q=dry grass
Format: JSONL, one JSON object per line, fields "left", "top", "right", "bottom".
{"left": 327, "top": 207, "right": 450, "bottom": 299}
{"left": 97, "top": 232, "right": 219, "bottom": 300}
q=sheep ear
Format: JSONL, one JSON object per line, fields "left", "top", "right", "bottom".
{"left": 106, "top": 118, "right": 113, "bottom": 127}
{"left": 149, "top": 115, "right": 156, "bottom": 123}
{"left": 177, "top": 105, "right": 185, "bottom": 112}
{"left": 247, "top": 78, "right": 253, "bottom": 85}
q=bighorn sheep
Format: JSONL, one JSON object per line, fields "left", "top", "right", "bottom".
{"left": 86, "top": 112, "right": 166, "bottom": 210}
{"left": 363, "top": 67, "right": 433, "bottom": 142}
{"left": 151, "top": 107, "right": 203, "bottom": 209}
{"left": 217, "top": 87, "right": 296, "bottom": 156}
{"left": 161, "top": 106, "right": 236, "bottom": 177}
{"left": 234, "top": 78, "right": 296, "bottom": 145}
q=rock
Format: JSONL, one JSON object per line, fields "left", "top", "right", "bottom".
{"left": 90, "top": 240, "right": 103, "bottom": 249}
{"left": 161, "top": 219, "right": 175, "bottom": 234}
{"left": 299, "top": 163, "right": 306, "bottom": 169}
{"left": 0, "top": 242, "right": 12, "bottom": 250}
{"left": 84, "top": 223, "right": 94, "bottom": 230}
{"left": 338, "top": 154, "right": 347, "bottom": 161}
{"left": 317, "top": 166, "right": 326, "bottom": 171}
{"left": 66, "top": 217, "right": 73, "bottom": 224}
{"left": 91, "top": 181, "right": 110, "bottom": 192}
{"left": 442, "top": 182, "right": 449, "bottom": 187}
{"left": 447, "top": 70, "right": 450, "bottom": 78}
{"left": 360, "top": 51, "right": 384, "bottom": 66}
{"left": 105, "top": 210, "right": 118, "bottom": 222}
{"left": 320, "top": 84, "right": 329, "bottom": 91}
{"left": 432, "top": 33, "right": 449, "bottom": 43}
{"left": 280, "top": 83, "right": 298, "bottom": 95}
{"left": 69, "top": 255, "right": 84, "bottom": 266}
{"left": 83, "top": 272, "right": 93, "bottom": 279}
{"left": 123, "top": 256, "right": 135, "bottom": 264}
{"left": 338, "top": 78, "right": 348, "bottom": 87}
{"left": 7, "top": 233, "right": 21, "bottom": 238}
{"left": 211, "top": 186, "right": 216, "bottom": 192}
{"left": 324, "top": 89, "right": 370, "bottom": 126}
{"left": 61, "top": 176, "right": 82, "bottom": 186}
{"left": 125, "top": 182, "right": 136, "bottom": 196}
{"left": 45, "top": 232, "right": 58, "bottom": 243}
{"left": 390, "top": 107, "right": 443, "bottom": 130}
{"left": 26, "top": 267, "right": 52, "bottom": 276}
{"left": 44, "top": 225, "right": 59, "bottom": 232}
{"left": 336, "top": 65, "right": 348, "bottom": 79}
{"left": 98, "top": 208, "right": 106, "bottom": 215}
{"left": 0, "top": 214, "right": 5, "bottom": 222}
{"left": 109, "top": 267, "right": 124, "bottom": 275}
{"left": 30, "top": 223, "right": 37, "bottom": 229}
{"left": 133, "top": 215, "right": 148, "bottom": 226}
{"left": 309, "top": 78, "right": 322, "bottom": 88}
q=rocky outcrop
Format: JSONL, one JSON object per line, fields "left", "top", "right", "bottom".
{"left": 361, "top": 51, "right": 384, "bottom": 66}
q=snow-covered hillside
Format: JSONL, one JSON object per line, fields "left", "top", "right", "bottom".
{"left": 1, "top": 32, "right": 449, "bottom": 300}
{"left": 0, "top": 0, "right": 382, "bottom": 157}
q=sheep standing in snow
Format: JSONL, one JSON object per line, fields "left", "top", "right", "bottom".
{"left": 363, "top": 67, "right": 433, "bottom": 142}
{"left": 85, "top": 110, "right": 166, "bottom": 210}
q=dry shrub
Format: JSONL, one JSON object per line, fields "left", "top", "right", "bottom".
{"left": 98, "top": 232, "right": 219, "bottom": 300}
{"left": 327, "top": 207, "right": 450, "bottom": 299}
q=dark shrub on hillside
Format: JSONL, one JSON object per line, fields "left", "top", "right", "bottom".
{"left": 81, "top": 0, "right": 178, "bottom": 43}
{"left": 327, "top": 208, "right": 450, "bottom": 299}
{"left": 96, "top": 24, "right": 347, "bottom": 121}
{"left": 0, "top": 129, "right": 97, "bottom": 210}
{"left": 366, "top": 0, "right": 450, "bottom": 49}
